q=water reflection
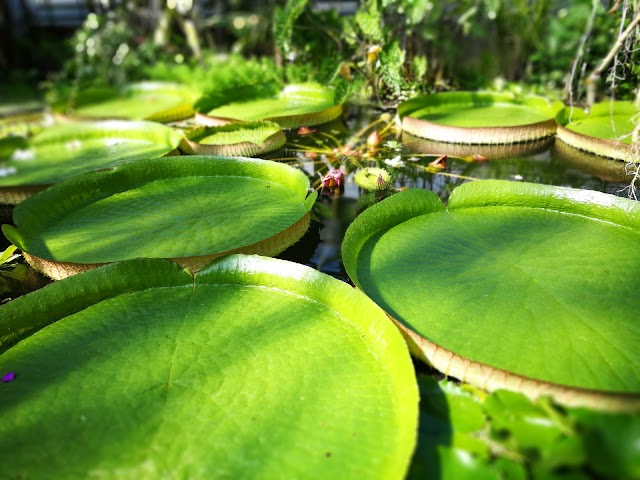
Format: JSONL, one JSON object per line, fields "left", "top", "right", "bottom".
{"left": 551, "top": 139, "right": 638, "bottom": 186}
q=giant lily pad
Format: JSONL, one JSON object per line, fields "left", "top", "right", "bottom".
{"left": 0, "top": 120, "right": 183, "bottom": 205}
{"left": 3, "top": 156, "right": 316, "bottom": 279}
{"left": 402, "top": 132, "right": 553, "bottom": 160}
{"left": 0, "top": 255, "right": 418, "bottom": 479}
{"left": 399, "top": 92, "right": 562, "bottom": 144}
{"left": 180, "top": 121, "right": 286, "bottom": 156}
{"left": 0, "top": 91, "right": 44, "bottom": 118}
{"left": 195, "top": 83, "right": 342, "bottom": 129}
{"left": 556, "top": 102, "right": 639, "bottom": 161}
{"left": 71, "top": 82, "right": 199, "bottom": 122}
{"left": 343, "top": 181, "right": 640, "bottom": 411}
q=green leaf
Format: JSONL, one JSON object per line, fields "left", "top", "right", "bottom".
{"left": 412, "top": 55, "right": 428, "bottom": 81}
{"left": 492, "top": 458, "right": 527, "bottom": 480}
{"left": 180, "top": 121, "right": 286, "bottom": 156}
{"left": 484, "top": 390, "right": 565, "bottom": 451}
{"left": 194, "top": 83, "right": 280, "bottom": 114}
{"left": 409, "top": 376, "right": 491, "bottom": 479}
{"left": 0, "top": 245, "right": 18, "bottom": 265}
{"left": 274, "top": 0, "right": 309, "bottom": 57}
{"left": 355, "top": 0, "right": 384, "bottom": 41}
{"left": 354, "top": 167, "right": 392, "bottom": 190}
{"left": 419, "top": 376, "right": 486, "bottom": 434}
{"left": 0, "top": 112, "right": 48, "bottom": 147}
{"left": 380, "top": 42, "right": 406, "bottom": 94}
{"left": 399, "top": 92, "right": 562, "bottom": 144}
{"left": 0, "top": 135, "right": 29, "bottom": 158}
{"left": 342, "top": 181, "right": 640, "bottom": 404}
{"left": 72, "top": 82, "right": 200, "bottom": 122}
{"left": 433, "top": 447, "right": 501, "bottom": 480}
{"left": 538, "top": 435, "right": 585, "bottom": 472}
{"left": 4, "top": 156, "right": 316, "bottom": 272}
{"left": 387, "top": 0, "right": 432, "bottom": 26}
{"left": 556, "top": 102, "right": 639, "bottom": 161}
{"left": 564, "top": 102, "right": 638, "bottom": 143}
{"left": 0, "top": 120, "right": 183, "bottom": 188}
{"left": 200, "top": 83, "right": 342, "bottom": 129}
{"left": 409, "top": 375, "right": 496, "bottom": 479}
{"left": 570, "top": 409, "right": 640, "bottom": 479}
{"left": 0, "top": 255, "right": 418, "bottom": 479}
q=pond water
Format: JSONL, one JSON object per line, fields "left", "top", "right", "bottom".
{"left": 0, "top": 106, "right": 636, "bottom": 299}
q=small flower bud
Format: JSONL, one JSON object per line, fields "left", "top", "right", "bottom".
{"left": 367, "top": 130, "right": 381, "bottom": 148}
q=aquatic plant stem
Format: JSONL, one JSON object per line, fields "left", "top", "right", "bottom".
{"left": 351, "top": 117, "right": 388, "bottom": 140}
{"left": 414, "top": 165, "right": 477, "bottom": 181}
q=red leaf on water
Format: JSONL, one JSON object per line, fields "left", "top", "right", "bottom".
{"left": 472, "top": 153, "right": 489, "bottom": 162}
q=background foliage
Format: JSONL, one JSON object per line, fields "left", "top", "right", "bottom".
{"left": 2, "top": 0, "right": 637, "bottom": 107}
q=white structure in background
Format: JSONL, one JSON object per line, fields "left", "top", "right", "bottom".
{"left": 5, "top": 0, "right": 113, "bottom": 31}
{"left": 5, "top": 0, "right": 358, "bottom": 32}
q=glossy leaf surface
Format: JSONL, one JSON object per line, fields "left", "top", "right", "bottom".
{"left": 73, "top": 82, "right": 199, "bottom": 122}
{"left": 354, "top": 167, "right": 392, "bottom": 190}
{"left": 200, "top": 83, "right": 342, "bottom": 128}
{"left": 343, "top": 181, "right": 640, "bottom": 394}
{"left": 399, "top": 92, "right": 561, "bottom": 128}
{"left": 560, "top": 102, "right": 637, "bottom": 144}
{"left": 0, "top": 255, "right": 418, "bottom": 479}
{"left": 0, "top": 120, "right": 183, "bottom": 187}
{"left": 4, "top": 156, "right": 316, "bottom": 263}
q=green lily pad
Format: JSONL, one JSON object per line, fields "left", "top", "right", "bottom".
{"left": 3, "top": 156, "right": 316, "bottom": 279}
{"left": 0, "top": 255, "right": 418, "bottom": 479}
{"left": 354, "top": 167, "right": 392, "bottom": 191}
{"left": 72, "top": 82, "right": 199, "bottom": 122}
{"left": 0, "top": 112, "right": 54, "bottom": 162}
{"left": 343, "top": 180, "right": 640, "bottom": 410}
{"left": 556, "top": 102, "right": 639, "bottom": 161}
{"left": 399, "top": 92, "right": 562, "bottom": 144}
{"left": 403, "top": 132, "right": 554, "bottom": 161}
{"left": 0, "top": 120, "right": 183, "bottom": 205}
{"left": 0, "top": 112, "right": 51, "bottom": 140}
{"left": 196, "top": 83, "right": 343, "bottom": 129}
{"left": 180, "top": 121, "right": 286, "bottom": 156}
{"left": 0, "top": 95, "right": 45, "bottom": 118}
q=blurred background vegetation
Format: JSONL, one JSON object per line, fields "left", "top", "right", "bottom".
{"left": 1, "top": 0, "right": 638, "bottom": 106}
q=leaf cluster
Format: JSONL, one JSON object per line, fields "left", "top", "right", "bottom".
{"left": 411, "top": 376, "right": 640, "bottom": 480}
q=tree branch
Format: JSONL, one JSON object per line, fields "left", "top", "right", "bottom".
{"left": 586, "top": 11, "right": 640, "bottom": 106}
